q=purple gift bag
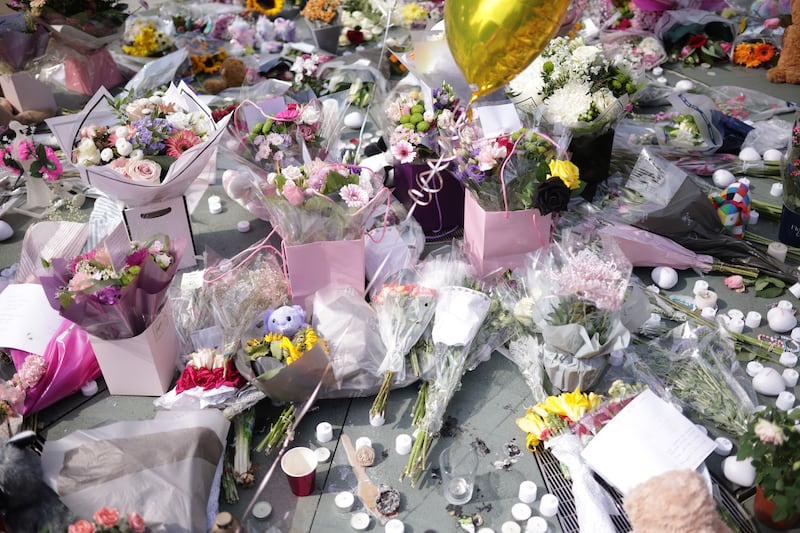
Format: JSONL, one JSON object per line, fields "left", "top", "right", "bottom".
{"left": 392, "top": 163, "right": 465, "bottom": 241}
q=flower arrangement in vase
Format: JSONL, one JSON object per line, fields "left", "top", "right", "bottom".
{"left": 0, "top": 122, "right": 63, "bottom": 211}
{"left": 300, "top": 0, "right": 342, "bottom": 53}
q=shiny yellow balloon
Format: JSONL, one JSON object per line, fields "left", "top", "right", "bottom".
{"left": 444, "top": 0, "right": 571, "bottom": 107}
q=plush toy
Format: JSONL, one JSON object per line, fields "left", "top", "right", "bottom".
{"left": 0, "top": 431, "right": 75, "bottom": 532}
{"left": 709, "top": 181, "right": 751, "bottom": 238}
{"left": 264, "top": 305, "right": 307, "bottom": 336}
{"left": 624, "top": 469, "right": 733, "bottom": 533}
{"left": 767, "top": 0, "right": 800, "bottom": 84}
{"left": 203, "top": 57, "right": 248, "bottom": 95}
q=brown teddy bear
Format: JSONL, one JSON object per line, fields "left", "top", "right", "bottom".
{"left": 624, "top": 469, "right": 733, "bottom": 533}
{"left": 767, "top": 0, "right": 800, "bottom": 84}
{"left": 203, "top": 57, "right": 248, "bottom": 95}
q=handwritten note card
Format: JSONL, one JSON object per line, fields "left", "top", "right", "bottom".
{"left": 580, "top": 388, "right": 717, "bottom": 495}
{"left": 0, "top": 283, "right": 63, "bottom": 355}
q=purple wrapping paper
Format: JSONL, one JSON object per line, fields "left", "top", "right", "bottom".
{"left": 392, "top": 163, "right": 465, "bottom": 240}
{"left": 0, "top": 26, "right": 50, "bottom": 71}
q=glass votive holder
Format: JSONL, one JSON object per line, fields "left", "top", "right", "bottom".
{"left": 776, "top": 391, "right": 796, "bottom": 411}
{"left": 539, "top": 494, "right": 559, "bottom": 518}
{"left": 745, "top": 311, "right": 762, "bottom": 329}
{"left": 518, "top": 480, "right": 538, "bottom": 504}
{"left": 783, "top": 368, "right": 799, "bottom": 388}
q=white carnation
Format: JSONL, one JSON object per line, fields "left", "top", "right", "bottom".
{"left": 542, "top": 80, "right": 594, "bottom": 128}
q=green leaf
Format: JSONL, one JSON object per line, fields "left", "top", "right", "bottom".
{"left": 756, "top": 286, "right": 784, "bottom": 299}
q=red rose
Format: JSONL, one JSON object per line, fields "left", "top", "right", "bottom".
{"left": 688, "top": 34, "right": 708, "bottom": 49}
{"left": 127, "top": 512, "right": 146, "bottom": 533}
{"left": 68, "top": 520, "right": 96, "bottom": 533}
{"left": 93, "top": 507, "right": 120, "bottom": 528}
{"left": 346, "top": 27, "right": 364, "bottom": 45}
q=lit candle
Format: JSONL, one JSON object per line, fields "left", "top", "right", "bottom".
{"left": 768, "top": 242, "right": 788, "bottom": 262}
{"left": 518, "top": 481, "right": 538, "bottom": 504}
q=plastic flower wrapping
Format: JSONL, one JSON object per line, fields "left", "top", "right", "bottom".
{"left": 46, "top": 81, "right": 229, "bottom": 208}
{"left": 249, "top": 160, "right": 390, "bottom": 245}
{"left": 0, "top": 122, "right": 65, "bottom": 212}
{"left": 528, "top": 232, "right": 634, "bottom": 391}
{"left": 655, "top": 9, "right": 735, "bottom": 66}
{"left": 38, "top": 233, "right": 184, "bottom": 340}
{"left": 507, "top": 35, "right": 644, "bottom": 135}
{"left": 121, "top": 16, "right": 176, "bottom": 58}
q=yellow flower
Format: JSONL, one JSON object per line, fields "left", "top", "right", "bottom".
{"left": 548, "top": 160, "right": 581, "bottom": 190}
{"left": 402, "top": 3, "right": 427, "bottom": 23}
{"left": 540, "top": 388, "right": 591, "bottom": 422}
{"left": 246, "top": 0, "right": 285, "bottom": 17}
{"left": 282, "top": 337, "right": 302, "bottom": 364}
{"left": 516, "top": 409, "right": 549, "bottom": 449}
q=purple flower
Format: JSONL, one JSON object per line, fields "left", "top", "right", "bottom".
{"left": 96, "top": 285, "right": 122, "bottom": 305}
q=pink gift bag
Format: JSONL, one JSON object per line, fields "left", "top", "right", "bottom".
{"left": 284, "top": 239, "right": 365, "bottom": 316}
{"left": 65, "top": 47, "right": 124, "bottom": 95}
{"left": 463, "top": 190, "right": 552, "bottom": 278}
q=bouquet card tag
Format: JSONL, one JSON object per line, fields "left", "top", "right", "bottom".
{"left": 475, "top": 103, "right": 522, "bottom": 139}
{"left": 101, "top": 221, "right": 133, "bottom": 273}
{"left": 0, "top": 283, "right": 63, "bottom": 355}
{"left": 181, "top": 270, "right": 205, "bottom": 291}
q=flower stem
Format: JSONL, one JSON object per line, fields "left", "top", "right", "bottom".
{"left": 256, "top": 404, "right": 295, "bottom": 455}
{"left": 710, "top": 260, "right": 760, "bottom": 279}
{"left": 411, "top": 381, "right": 429, "bottom": 427}
{"left": 370, "top": 371, "right": 394, "bottom": 418}
{"left": 745, "top": 231, "right": 800, "bottom": 264}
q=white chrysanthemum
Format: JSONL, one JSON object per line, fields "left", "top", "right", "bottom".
{"left": 340, "top": 184, "right": 370, "bottom": 208}
{"left": 507, "top": 55, "right": 547, "bottom": 114}
{"left": 130, "top": 149, "right": 144, "bottom": 160}
{"left": 571, "top": 44, "right": 601, "bottom": 65}
{"left": 100, "top": 148, "right": 114, "bottom": 163}
{"left": 115, "top": 138, "right": 133, "bottom": 157}
{"left": 542, "top": 80, "right": 594, "bottom": 128}
{"left": 437, "top": 109, "right": 455, "bottom": 130}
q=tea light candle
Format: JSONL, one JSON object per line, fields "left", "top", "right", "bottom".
{"left": 518, "top": 480, "right": 538, "bottom": 504}
{"left": 792, "top": 328, "right": 800, "bottom": 342}
{"left": 81, "top": 380, "right": 98, "bottom": 397}
{"left": 739, "top": 177, "right": 751, "bottom": 187}
{"left": 714, "top": 437, "right": 733, "bottom": 456}
{"left": 355, "top": 437, "right": 372, "bottom": 451}
{"left": 694, "top": 290, "right": 718, "bottom": 310}
{"left": 395, "top": 434, "right": 412, "bottom": 455}
{"left": 236, "top": 220, "right": 251, "bottom": 233}
{"left": 770, "top": 182, "right": 784, "bottom": 197}
{"left": 500, "top": 522, "right": 521, "bottom": 533}
{"left": 768, "top": 242, "right": 788, "bottom": 262}
{"left": 316, "top": 422, "right": 333, "bottom": 443}
{"left": 369, "top": 412, "right": 385, "bottom": 427}
{"left": 749, "top": 210, "right": 760, "bottom": 225}
{"left": 539, "top": 494, "right": 559, "bottom": 517}
{"left": 746, "top": 361, "right": 764, "bottom": 377}
{"left": 701, "top": 307, "right": 718, "bottom": 319}
{"left": 335, "top": 491, "right": 355, "bottom": 513}
{"left": 350, "top": 512, "right": 370, "bottom": 531}
{"left": 693, "top": 280, "right": 710, "bottom": 295}
{"left": 780, "top": 352, "right": 798, "bottom": 368}
{"left": 727, "top": 318, "right": 744, "bottom": 334}
{"left": 385, "top": 518, "right": 405, "bottom": 533}
{"left": 315, "top": 447, "right": 331, "bottom": 463}
{"left": 727, "top": 309, "right": 744, "bottom": 321}
{"left": 526, "top": 517, "right": 549, "bottom": 533}
{"left": 776, "top": 391, "right": 796, "bottom": 411}
{"left": 252, "top": 501, "right": 272, "bottom": 519}
{"left": 783, "top": 368, "right": 799, "bottom": 388}
{"left": 745, "top": 311, "right": 762, "bottom": 329}
{"left": 790, "top": 283, "right": 800, "bottom": 299}
{"left": 511, "top": 503, "right": 532, "bottom": 522}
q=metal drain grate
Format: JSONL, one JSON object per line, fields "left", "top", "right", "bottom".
{"left": 534, "top": 447, "right": 757, "bottom": 533}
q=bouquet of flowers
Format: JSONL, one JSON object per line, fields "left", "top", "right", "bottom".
{"left": 732, "top": 40, "right": 779, "bottom": 68}
{"left": 289, "top": 53, "right": 334, "bottom": 95}
{"left": 399, "top": 0, "right": 444, "bottom": 29}
{"left": 368, "top": 279, "right": 437, "bottom": 422}
{"left": 338, "top": 0, "right": 387, "bottom": 46}
{"left": 0, "top": 122, "right": 64, "bottom": 212}
{"left": 121, "top": 16, "right": 176, "bottom": 58}
{"left": 531, "top": 233, "right": 633, "bottom": 391}
{"left": 252, "top": 160, "right": 389, "bottom": 244}
{"left": 301, "top": 0, "right": 341, "bottom": 26}
{"left": 598, "top": 31, "right": 668, "bottom": 72}
{"left": 38, "top": 233, "right": 184, "bottom": 340}
{"left": 507, "top": 35, "right": 642, "bottom": 135}
{"left": 655, "top": 9, "right": 735, "bottom": 67}
{"left": 69, "top": 507, "right": 146, "bottom": 533}
{"left": 384, "top": 82, "right": 462, "bottom": 166}
{"left": 46, "top": 82, "right": 229, "bottom": 208}
{"left": 452, "top": 126, "right": 583, "bottom": 214}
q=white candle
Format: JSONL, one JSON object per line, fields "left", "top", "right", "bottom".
{"left": 745, "top": 311, "right": 762, "bottom": 329}
{"left": 768, "top": 242, "right": 788, "bottom": 262}
{"left": 518, "top": 480, "right": 538, "bottom": 504}
{"left": 746, "top": 361, "right": 764, "bottom": 377}
{"left": 384, "top": 518, "right": 405, "bottom": 533}
{"left": 350, "top": 513, "right": 370, "bottom": 531}
{"left": 335, "top": 491, "right": 355, "bottom": 512}
{"left": 749, "top": 210, "right": 760, "bottom": 225}
{"left": 693, "top": 280, "right": 710, "bottom": 295}
{"left": 316, "top": 422, "right": 333, "bottom": 443}
{"left": 727, "top": 318, "right": 744, "bottom": 334}
{"left": 500, "top": 522, "right": 521, "bottom": 533}
{"left": 395, "top": 434, "right": 413, "bottom": 455}
{"left": 511, "top": 503, "right": 532, "bottom": 522}
{"left": 783, "top": 368, "right": 799, "bottom": 388}
{"left": 791, "top": 283, "right": 800, "bottom": 299}
{"left": 539, "top": 494, "right": 559, "bottom": 517}
{"left": 526, "top": 517, "right": 549, "bottom": 533}
{"left": 714, "top": 437, "right": 733, "bottom": 456}
{"left": 780, "top": 352, "right": 798, "bottom": 368}
{"left": 727, "top": 309, "right": 744, "bottom": 321}
{"left": 770, "top": 182, "right": 784, "bottom": 197}
{"left": 694, "top": 290, "right": 718, "bottom": 310}
{"left": 355, "top": 437, "right": 372, "bottom": 451}
{"left": 701, "top": 307, "right": 718, "bottom": 319}
{"left": 776, "top": 391, "right": 796, "bottom": 411}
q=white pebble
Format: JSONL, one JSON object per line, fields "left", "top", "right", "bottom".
{"left": 712, "top": 169, "right": 736, "bottom": 188}
{"left": 739, "top": 147, "right": 761, "bottom": 162}
{"left": 344, "top": 111, "right": 365, "bottom": 129}
{"left": 763, "top": 148, "right": 784, "bottom": 164}
{"left": 675, "top": 80, "right": 695, "bottom": 91}
{"left": 0, "top": 220, "right": 12, "bottom": 241}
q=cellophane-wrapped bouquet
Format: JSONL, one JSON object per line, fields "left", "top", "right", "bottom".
{"left": 39, "top": 234, "right": 184, "bottom": 340}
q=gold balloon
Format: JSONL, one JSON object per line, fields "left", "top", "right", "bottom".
{"left": 444, "top": 0, "right": 571, "bottom": 107}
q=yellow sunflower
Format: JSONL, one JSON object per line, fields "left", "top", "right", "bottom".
{"left": 246, "top": 0, "right": 285, "bottom": 17}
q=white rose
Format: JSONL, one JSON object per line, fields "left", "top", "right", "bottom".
{"left": 100, "top": 147, "right": 114, "bottom": 162}
{"left": 300, "top": 105, "right": 321, "bottom": 125}
{"left": 571, "top": 45, "right": 601, "bottom": 64}
{"left": 75, "top": 138, "right": 101, "bottom": 166}
{"left": 115, "top": 138, "right": 133, "bottom": 157}
{"left": 130, "top": 149, "right": 144, "bottom": 160}
{"left": 125, "top": 159, "right": 162, "bottom": 183}
{"left": 423, "top": 110, "right": 435, "bottom": 123}
{"left": 283, "top": 165, "right": 303, "bottom": 181}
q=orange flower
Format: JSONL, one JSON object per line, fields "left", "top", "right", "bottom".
{"left": 754, "top": 43, "right": 775, "bottom": 62}
{"left": 733, "top": 43, "right": 755, "bottom": 66}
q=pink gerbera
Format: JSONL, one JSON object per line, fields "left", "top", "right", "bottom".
{"left": 165, "top": 130, "right": 202, "bottom": 158}
{"left": 391, "top": 140, "right": 416, "bottom": 164}
{"left": 42, "top": 146, "right": 63, "bottom": 181}
{"left": 17, "top": 140, "right": 35, "bottom": 161}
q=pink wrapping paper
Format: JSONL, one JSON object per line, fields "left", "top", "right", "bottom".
{"left": 463, "top": 191, "right": 552, "bottom": 278}
{"left": 64, "top": 47, "right": 124, "bottom": 95}
{"left": 284, "top": 239, "right": 365, "bottom": 316}
{"left": 10, "top": 319, "right": 101, "bottom": 415}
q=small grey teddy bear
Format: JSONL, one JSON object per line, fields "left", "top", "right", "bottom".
{"left": 0, "top": 431, "right": 75, "bottom": 533}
